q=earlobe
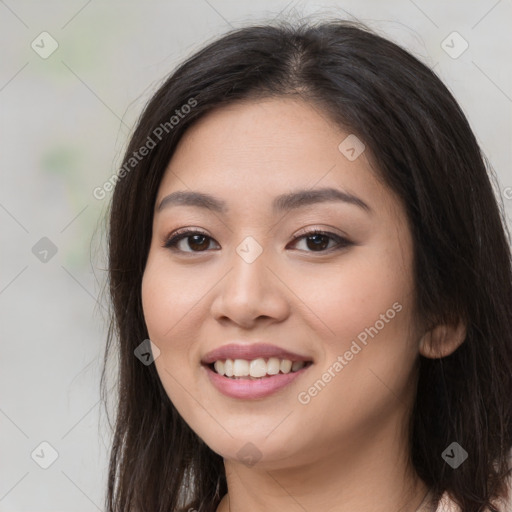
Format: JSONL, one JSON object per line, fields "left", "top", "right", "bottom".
{"left": 419, "top": 321, "right": 467, "bottom": 359}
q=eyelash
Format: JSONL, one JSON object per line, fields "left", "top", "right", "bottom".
{"left": 162, "top": 228, "right": 353, "bottom": 254}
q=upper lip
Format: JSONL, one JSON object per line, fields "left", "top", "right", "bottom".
{"left": 201, "top": 343, "right": 313, "bottom": 365}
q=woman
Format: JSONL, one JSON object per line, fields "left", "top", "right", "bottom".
{"left": 102, "top": 18, "right": 512, "bottom": 512}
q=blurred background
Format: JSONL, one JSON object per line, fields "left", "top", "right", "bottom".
{"left": 1, "top": 1, "right": 511, "bottom": 510}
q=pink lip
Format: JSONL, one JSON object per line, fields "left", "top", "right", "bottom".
{"left": 203, "top": 363, "right": 311, "bottom": 399}
{"left": 201, "top": 343, "right": 312, "bottom": 365}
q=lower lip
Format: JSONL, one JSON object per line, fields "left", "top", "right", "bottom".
{"left": 203, "top": 364, "right": 311, "bottom": 399}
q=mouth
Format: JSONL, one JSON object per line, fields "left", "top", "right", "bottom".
{"left": 201, "top": 343, "right": 314, "bottom": 399}
{"left": 205, "top": 358, "right": 313, "bottom": 379}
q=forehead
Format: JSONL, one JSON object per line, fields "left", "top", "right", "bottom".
{"left": 171, "top": 97, "right": 345, "bottom": 164}
{"left": 155, "top": 97, "right": 395, "bottom": 218}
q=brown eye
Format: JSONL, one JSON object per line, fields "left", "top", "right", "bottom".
{"left": 163, "top": 229, "right": 352, "bottom": 254}
{"left": 163, "top": 230, "right": 219, "bottom": 253}
{"left": 184, "top": 234, "right": 211, "bottom": 251}
{"left": 304, "top": 233, "right": 331, "bottom": 251}
{"left": 289, "top": 230, "right": 352, "bottom": 253}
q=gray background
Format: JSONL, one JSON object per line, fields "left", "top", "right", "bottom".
{"left": 1, "top": 1, "right": 511, "bottom": 510}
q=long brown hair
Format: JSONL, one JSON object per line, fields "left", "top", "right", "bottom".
{"left": 101, "top": 18, "right": 512, "bottom": 512}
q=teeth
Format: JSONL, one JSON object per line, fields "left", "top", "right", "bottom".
{"left": 291, "top": 361, "right": 305, "bottom": 372}
{"left": 249, "top": 358, "right": 267, "bottom": 378}
{"left": 224, "top": 359, "right": 234, "bottom": 377}
{"left": 280, "top": 359, "right": 292, "bottom": 373}
{"left": 214, "top": 360, "right": 224, "bottom": 375}
{"left": 233, "top": 359, "right": 249, "bottom": 377}
{"left": 211, "top": 358, "right": 309, "bottom": 378}
{"left": 267, "top": 357, "right": 280, "bottom": 375}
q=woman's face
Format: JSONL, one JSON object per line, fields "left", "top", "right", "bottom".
{"left": 141, "top": 97, "right": 421, "bottom": 469}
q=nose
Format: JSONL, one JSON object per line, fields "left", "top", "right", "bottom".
{"left": 210, "top": 245, "right": 290, "bottom": 329}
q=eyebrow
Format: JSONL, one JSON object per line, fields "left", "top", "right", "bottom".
{"left": 156, "top": 187, "right": 371, "bottom": 214}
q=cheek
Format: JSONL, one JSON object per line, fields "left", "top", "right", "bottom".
{"left": 294, "top": 243, "right": 418, "bottom": 436}
{"left": 141, "top": 258, "right": 201, "bottom": 417}
{"left": 296, "top": 243, "right": 414, "bottom": 351}
{"left": 141, "top": 260, "right": 171, "bottom": 342}
{"left": 141, "top": 255, "right": 204, "bottom": 346}
{"left": 141, "top": 256, "right": 200, "bottom": 379}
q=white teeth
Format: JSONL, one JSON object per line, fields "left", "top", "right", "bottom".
{"left": 249, "top": 358, "right": 267, "bottom": 378}
{"left": 211, "top": 358, "right": 310, "bottom": 378}
{"left": 280, "top": 359, "right": 292, "bottom": 373}
{"left": 214, "top": 360, "right": 224, "bottom": 375}
{"left": 267, "top": 357, "right": 280, "bottom": 375}
{"left": 233, "top": 359, "right": 249, "bottom": 377}
{"left": 224, "top": 359, "right": 234, "bottom": 377}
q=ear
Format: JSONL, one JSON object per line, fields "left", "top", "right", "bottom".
{"left": 419, "top": 321, "right": 467, "bottom": 359}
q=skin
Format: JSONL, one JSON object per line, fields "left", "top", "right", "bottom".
{"left": 141, "top": 97, "right": 466, "bottom": 512}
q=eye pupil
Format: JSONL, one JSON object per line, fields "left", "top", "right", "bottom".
{"left": 307, "top": 234, "right": 329, "bottom": 251}
{"left": 189, "top": 235, "right": 209, "bottom": 251}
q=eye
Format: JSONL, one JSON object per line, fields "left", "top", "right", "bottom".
{"left": 162, "top": 228, "right": 353, "bottom": 254}
{"left": 288, "top": 229, "right": 352, "bottom": 253}
{"left": 162, "top": 229, "right": 219, "bottom": 253}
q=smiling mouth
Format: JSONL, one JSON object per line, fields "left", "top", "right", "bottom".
{"left": 206, "top": 358, "right": 314, "bottom": 379}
